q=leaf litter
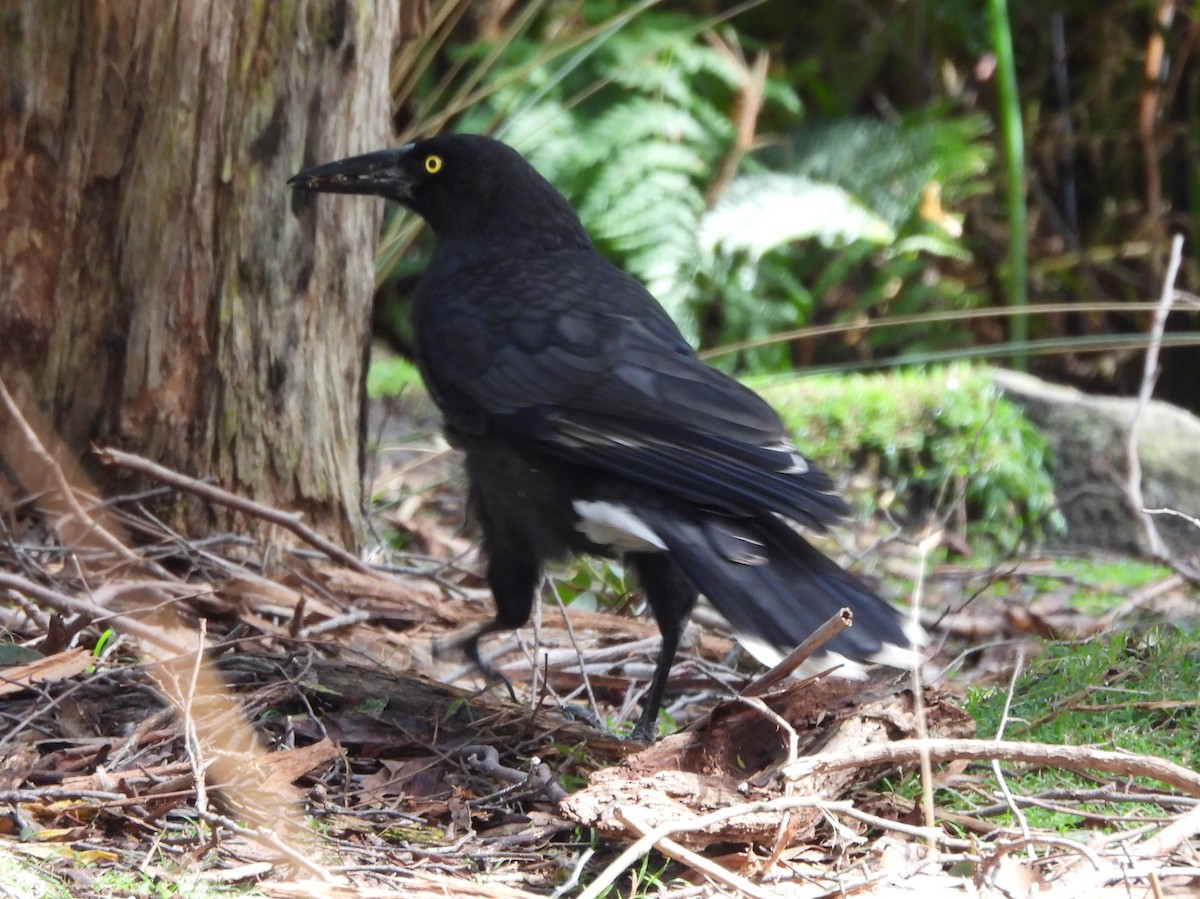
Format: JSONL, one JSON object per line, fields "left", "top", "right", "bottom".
{"left": 1, "top": 395, "right": 1199, "bottom": 897}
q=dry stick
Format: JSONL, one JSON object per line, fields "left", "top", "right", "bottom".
{"left": 678, "top": 608, "right": 851, "bottom": 738}
{"left": 991, "top": 651, "right": 1034, "bottom": 857}
{"left": 989, "top": 834, "right": 1105, "bottom": 872}
{"left": 1144, "top": 507, "right": 1200, "bottom": 532}
{"left": 95, "top": 446, "right": 372, "bottom": 575}
{"left": 548, "top": 578, "right": 603, "bottom": 727}
{"left": 182, "top": 618, "right": 213, "bottom": 827}
{"left": 783, "top": 738, "right": 1200, "bottom": 798}
{"left": 576, "top": 794, "right": 965, "bottom": 899}
{"left": 0, "top": 571, "right": 195, "bottom": 655}
{"left": 1150, "top": 870, "right": 1166, "bottom": 899}
{"left": 617, "top": 806, "right": 780, "bottom": 899}
{"left": 740, "top": 607, "right": 851, "bottom": 697}
{"left": 702, "top": 44, "right": 767, "bottom": 207}
{"left": 909, "top": 531, "right": 935, "bottom": 843}
{"left": 549, "top": 847, "right": 595, "bottom": 899}
{"left": 1133, "top": 804, "right": 1200, "bottom": 860}
{"left": 1126, "top": 232, "right": 1184, "bottom": 559}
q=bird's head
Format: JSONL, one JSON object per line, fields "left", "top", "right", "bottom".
{"left": 288, "top": 134, "right": 589, "bottom": 250}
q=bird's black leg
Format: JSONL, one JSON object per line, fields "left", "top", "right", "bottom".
{"left": 628, "top": 553, "right": 699, "bottom": 741}
{"left": 459, "top": 517, "right": 543, "bottom": 701}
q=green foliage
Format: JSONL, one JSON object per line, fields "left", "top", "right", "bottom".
{"left": 701, "top": 115, "right": 993, "bottom": 372}
{"left": 551, "top": 559, "right": 629, "bottom": 614}
{"left": 613, "top": 852, "right": 676, "bottom": 898}
{"left": 448, "top": 3, "right": 992, "bottom": 367}
{"left": 756, "top": 364, "right": 1064, "bottom": 549}
{"left": 377, "top": 2, "right": 999, "bottom": 376}
{"left": 882, "top": 626, "right": 1200, "bottom": 833}
{"left": 383, "top": 0, "right": 1200, "bottom": 409}
{"left": 458, "top": 3, "right": 771, "bottom": 338}
{"left": 750, "top": 116, "right": 993, "bottom": 237}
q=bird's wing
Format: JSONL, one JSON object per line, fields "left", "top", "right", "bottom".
{"left": 416, "top": 252, "right": 847, "bottom": 527}
{"left": 513, "top": 322, "right": 848, "bottom": 528}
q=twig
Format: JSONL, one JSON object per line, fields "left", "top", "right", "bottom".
{"left": 1133, "top": 804, "right": 1200, "bottom": 859}
{"left": 784, "top": 738, "right": 1200, "bottom": 797}
{"left": 0, "top": 789, "right": 126, "bottom": 803}
{"left": 909, "top": 530, "right": 935, "bottom": 842}
{"left": 972, "top": 787, "right": 1199, "bottom": 818}
{"left": 299, "top": 609, "right": 372, "bottom": 638}
{"left": 1126, "top": 232, "right": 1184, "bottom": 559}
{"left": 991, "top": 834, "right": 1105, "bottom": 872}
{"left": 0, "top": 571, "right": 195, "bottom": 655}
{"left": 197, "top": 809, "right": 339, "bottom": 883}
{"left": 992, "top": 650, "right": 1034, "bottom": 855}
{"left": 740, "top": 607, "right": 851, "bottom": 697}
{"left": 576, "top": 794, "right": 963, "bottom": 899}
{"left": 1144, "top": 507, "right": 1200, "bottom": 531}
{"left": 617, "top": 806, "right": 779, "bottom": 899}
{"left": 549, "top": 848, "right": 595, "bottom": 899}
{"left": 95, "top": 446, "right": 372, "bottom": 574}
{"left": 182, "top": 619, "right": 212, "bottom": 829}
{"left": 548, "top": 578, "right": 602, "bottom": 727}
{"left": 703, "top": 39, "right": 767, "bottom": 208}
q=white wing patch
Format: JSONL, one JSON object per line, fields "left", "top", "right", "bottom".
{"left": 764, "top": 439, "right": 809, "bottom": 474}
{"left": 735, "top": 629, "right": 925, "bottom": 679}
{"left": 573, "top": 500, "right": 667, "bottom": 553}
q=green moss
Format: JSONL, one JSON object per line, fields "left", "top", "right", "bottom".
{"left": 366, "top": 354, "right": 423, "bottom": 399}
{"left": 952, "top": 628, "right": 1200, "bottom": 830}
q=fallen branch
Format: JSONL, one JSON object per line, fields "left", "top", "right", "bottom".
{"left": 1133, "top": 803, "right": 1200, "bottom": 859}
{"left": 784, "top": 737, "right": 1200, "bottom": 797}
{"left": 96, "top": 446, "right": 372, "bottom": 575}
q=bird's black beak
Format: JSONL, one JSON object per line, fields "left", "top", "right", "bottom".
{"left": 288, "top": 147, "right": 414, "bottom": 200}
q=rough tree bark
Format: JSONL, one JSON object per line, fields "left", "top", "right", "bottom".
{"left": 0, "top": 1, "right": 401, "bottom": 548}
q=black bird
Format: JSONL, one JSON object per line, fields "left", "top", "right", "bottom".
{"left": 289, "top": 135, "right": 917, "bottom": 740}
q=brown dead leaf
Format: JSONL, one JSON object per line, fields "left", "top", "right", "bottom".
{"left": 0, "top": 647, "right": 92, "bottom": 696}
{"left": 260, "top": 737, "right": 342, "bottom": 791}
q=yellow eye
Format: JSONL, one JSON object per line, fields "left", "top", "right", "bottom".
{"left": 424, "top": 154, "right": 443, "bottom": 174}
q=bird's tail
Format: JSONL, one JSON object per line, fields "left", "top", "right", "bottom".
{"left": 633, "top": 507, "right": 922, "bottom": 675}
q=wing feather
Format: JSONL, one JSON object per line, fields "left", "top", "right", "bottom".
{"left": 416, "top": 248, "right": 845, "bottom": 526}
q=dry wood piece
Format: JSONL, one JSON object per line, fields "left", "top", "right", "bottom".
{"left": 560, "top": 671, "right": 973, "bottom": 848}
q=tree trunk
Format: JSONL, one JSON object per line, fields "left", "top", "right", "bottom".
{"left": 0, "top": 1, "right": 400, "bottom": 548}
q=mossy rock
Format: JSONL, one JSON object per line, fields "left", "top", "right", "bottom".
{"left": 991, "top": 368, "right": 1200, "bottom": 558}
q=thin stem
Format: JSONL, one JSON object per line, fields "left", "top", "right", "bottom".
{"left": 988, "top": 0, "right": 1028, "bottom": 369}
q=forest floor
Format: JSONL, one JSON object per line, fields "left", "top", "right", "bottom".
{"left": 2, "top": 393, "right": 1200, "bottom": 898}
